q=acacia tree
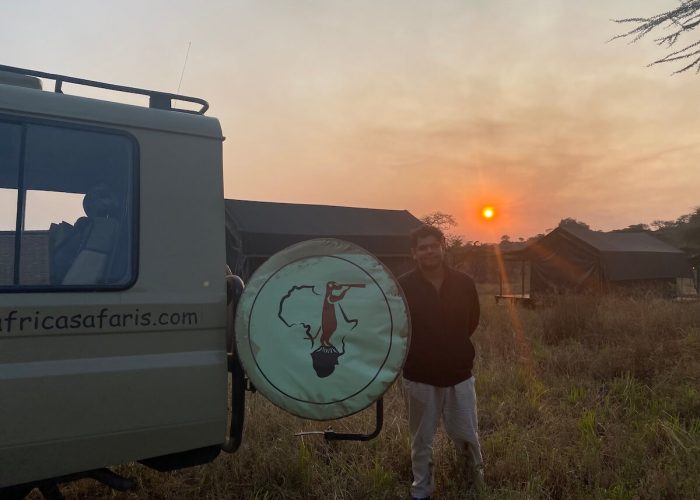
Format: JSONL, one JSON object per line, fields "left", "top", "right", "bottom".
{"left": 558, "top": 217, "right": 591, "bottom": 230}
{"left": 421, "top": 211, "right": 456, "bottom": 232}
{"left": 614, "top": 0, "right": 700, "bottom": 73}
{"left": 616, "top": 223, "right": 651, "bottom": 233}
{"left": 420, "top": 211, "right": 463, "bottom": 247}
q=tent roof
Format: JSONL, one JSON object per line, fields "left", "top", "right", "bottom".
{"left": 514, "top": 226, "right": 692, "bottom": 281}
{"left": 560, "top": 225, "right": 686, "bottom": 254}
{"left": 225, "top": 199, "right": 423, "bottom": 257}
{"left": 226, "top": 199, "right": 421, "bottom": 236}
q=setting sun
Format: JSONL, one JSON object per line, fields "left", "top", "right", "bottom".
{"left": 481, "top": 206, "right": 495, "bottom": 220}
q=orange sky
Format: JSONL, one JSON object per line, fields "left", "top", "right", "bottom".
{"left": 4, "top": 0, "right": 700, "bottom": 242}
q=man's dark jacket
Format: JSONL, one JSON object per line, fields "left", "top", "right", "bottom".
{"left": 399, "top": 266, "right": 480, "bottom": 387}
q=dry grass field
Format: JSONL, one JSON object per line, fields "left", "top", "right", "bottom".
{"left": 54, "top": 288, "right": 700, "bottom": 499}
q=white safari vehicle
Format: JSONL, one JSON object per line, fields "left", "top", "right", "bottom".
{"left": 0, "top": 66, "right": 409, "bottom": 499}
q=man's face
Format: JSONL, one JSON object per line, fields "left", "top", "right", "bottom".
{"left": 411, "top": 235, "right": 445, "bottom": 271}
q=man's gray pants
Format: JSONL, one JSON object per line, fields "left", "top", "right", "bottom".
{"left": 404, "top": 376, "right": 483, "bottom": 498}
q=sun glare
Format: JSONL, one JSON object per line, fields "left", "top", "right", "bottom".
{"left": 481, "top": 206, "right": 495, "bottom": 220}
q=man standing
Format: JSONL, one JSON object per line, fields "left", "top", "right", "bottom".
{"left": 399, "top": 225, "right": 483, "bottom": 500}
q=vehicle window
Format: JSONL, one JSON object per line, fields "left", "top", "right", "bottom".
{"left": 0, "top": 119, "right": 136, "bottom": 290}
{"left": 0, "top": 123, "right": 22, "bottom": 286}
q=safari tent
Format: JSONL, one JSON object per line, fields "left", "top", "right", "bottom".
{"left": 224, "top": 199, "right": 423, "bottom": 280}
{"left": 502, "top": 225, "right": 693, "bottom": 298}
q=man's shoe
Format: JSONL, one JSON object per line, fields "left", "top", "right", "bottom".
{"left": 471, "top": 466, "right": 485, "bottom": 492}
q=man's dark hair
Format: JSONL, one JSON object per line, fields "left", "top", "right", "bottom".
{"left": 410, "top": 225, "right": 446, "bottom": 249}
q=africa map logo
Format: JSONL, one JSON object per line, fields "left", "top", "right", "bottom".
{"left": 278, "top": 281, "right": 366, "bottom": 378}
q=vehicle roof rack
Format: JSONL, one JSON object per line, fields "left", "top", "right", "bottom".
{"left": 0, "top": 64, "right": 209, "bottom": 115}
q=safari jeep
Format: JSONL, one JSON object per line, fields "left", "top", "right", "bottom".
{"left": 0, "top": 65, "right": 408, "bottom": 498}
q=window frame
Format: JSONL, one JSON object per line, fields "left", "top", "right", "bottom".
{"left": 0, "top": 113, "right": 140, "bottom": 293}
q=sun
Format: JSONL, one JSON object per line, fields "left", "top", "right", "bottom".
{"left": 481, "top": 206, "right": 495, "bottom": 220}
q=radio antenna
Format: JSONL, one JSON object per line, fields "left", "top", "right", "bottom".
{"left": 173, "top": 41, "right": 192, "bottom": 108}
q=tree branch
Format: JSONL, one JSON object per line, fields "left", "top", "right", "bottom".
{"left": 613, "top": 0, "right": 700, "bottom": 74}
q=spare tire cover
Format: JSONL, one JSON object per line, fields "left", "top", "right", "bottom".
{"left": 234, "top": 238, "right": 410, "bottom": 420}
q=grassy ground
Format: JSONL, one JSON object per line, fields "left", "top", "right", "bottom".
{"left": 55, "top": 290, "right": 700, "bottom": 499}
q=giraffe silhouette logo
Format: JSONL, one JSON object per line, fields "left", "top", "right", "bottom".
{"left": 279, "top": 281, "right": 365, "bottom": 377}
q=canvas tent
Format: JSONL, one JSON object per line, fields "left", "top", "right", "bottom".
{"left": 505, "top": 225, "right": 692, "bottom": 297}
{"left": 224, "top": 199, "right": 423, "bottom": 280}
